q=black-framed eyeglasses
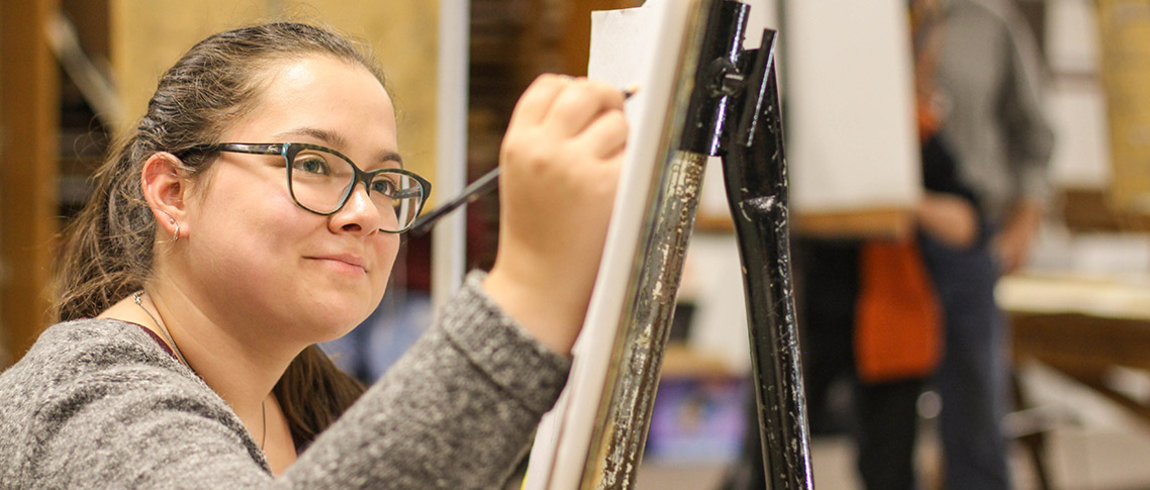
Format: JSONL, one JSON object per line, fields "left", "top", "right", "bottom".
{"left": 184, "top": 142, "right": 431, "bottom": 234}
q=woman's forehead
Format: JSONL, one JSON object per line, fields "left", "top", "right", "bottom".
{"left": 225, "top": 55, "right": 399, "bottom": 154}
{"left": 268, "top": 55, "right": 391, "bottom": 102}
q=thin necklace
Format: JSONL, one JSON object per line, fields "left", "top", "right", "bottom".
{"left": 133, "top": 291, "right": 267, "bottom": 451}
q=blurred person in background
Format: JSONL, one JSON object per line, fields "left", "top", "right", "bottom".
{"left": 851, "top": 2, "right": 984, "bottom": 486}
{"left": 926, "top": 0, "right": 1054, "bottom": 488}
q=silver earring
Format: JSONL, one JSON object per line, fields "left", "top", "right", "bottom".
{"left": 170, "top": 218, "right": 181, "bottom": 242}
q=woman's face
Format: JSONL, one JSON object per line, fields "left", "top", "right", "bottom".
{"left": 179, "top": 54, "right": 402, "bottom": 344}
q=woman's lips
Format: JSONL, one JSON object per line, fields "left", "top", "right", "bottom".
{"left": 307, "top": 254, "right": 367, "bottom": 274}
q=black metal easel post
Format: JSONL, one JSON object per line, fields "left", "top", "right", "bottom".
{"left": 722, "top": 34, "right": 814, "bottom": 490}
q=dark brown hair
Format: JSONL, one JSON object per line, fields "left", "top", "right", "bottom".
{"left": 54, "top": 22, "right": 382, "bottom": 446}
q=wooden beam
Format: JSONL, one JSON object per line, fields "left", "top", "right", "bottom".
{"left": 794, "top": 207, "right": 913, "bottom": 240}
{"left": 1, "top": 0, "right": 60, "bottom": 364}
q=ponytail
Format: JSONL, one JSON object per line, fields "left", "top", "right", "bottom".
{"left": 55, "top": 133, "right": 155, "bottom": 321}
{"left": 275, "top": 345, "right": 367, "bottom": 447}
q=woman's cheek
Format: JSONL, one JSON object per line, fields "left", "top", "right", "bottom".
{"left": 372, "top": 237, "right": 400, "bottom": 292}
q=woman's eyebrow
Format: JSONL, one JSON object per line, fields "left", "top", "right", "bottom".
{"left": 377, "top": 150, "right": 404, "bottom": 168}
{"left": 273, "top": 126, "right": 404, "bottom": 167}
{"left": 273, "top": 127, "right": 346, "bottom": 148}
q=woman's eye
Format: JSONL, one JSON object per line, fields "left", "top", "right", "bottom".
{"left": 371, "top": 178, "right": 398, "bottom": 196}
{"left": 294, "top": 157, "right": 328, "bottom": 175}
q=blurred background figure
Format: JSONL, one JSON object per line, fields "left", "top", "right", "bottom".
{"left": 852, "top": 2, "right": 983, "bottom": 487}
{"left": 927, "top": 0, "right": 1054, "bottom": 488}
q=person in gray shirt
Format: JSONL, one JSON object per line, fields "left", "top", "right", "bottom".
{"left": 0, "top": 22, "right": 628, "bottom": 488}
{"left": 928, "top": 0, "right": 1055, "bottom": 488}
{"left": 936, "top": 0, "right": 1054, "bottom": 268}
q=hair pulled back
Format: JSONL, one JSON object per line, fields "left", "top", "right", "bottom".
{"left": 55, "top": 22, "right": 381, "bottom": 446}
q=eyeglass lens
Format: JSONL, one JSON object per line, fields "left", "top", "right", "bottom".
{"left": 287, "top": 147, "right": 424, "bottom": 232}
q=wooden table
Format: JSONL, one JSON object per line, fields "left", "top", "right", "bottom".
{"left": 1000, "top": 273, "right": 1150, "bottom": 421}
{"left": 998, "top": 273, "right": 1150, "bottom": 489}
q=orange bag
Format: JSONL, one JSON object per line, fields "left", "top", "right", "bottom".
{"left": 854, "top": 239, "right": 942, "bottom": 384}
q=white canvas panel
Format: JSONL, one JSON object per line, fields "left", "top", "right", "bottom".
{"left": 784, "top": 0, "right": 920, "bottom": 213}
{"left": 1049, "top": 80, "right": 1112, "bottom": 189}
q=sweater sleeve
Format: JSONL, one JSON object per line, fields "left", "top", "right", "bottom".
{"left": 1, "top": 272, "right": 570, "bottom": 489}
{"left": 281, "top": 270, "right": 571, "bottom": 488}
{"left": 998, "top": 4, "right": 1055, "bottom": 208}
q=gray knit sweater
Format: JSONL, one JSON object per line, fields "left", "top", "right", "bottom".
{"left": 0, "top": 273, "right": 570, "bottom": 488}
{"left": 936, "top": 0, "right": 1055, "bottom": 223}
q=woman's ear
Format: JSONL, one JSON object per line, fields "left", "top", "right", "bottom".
{"left": 141, "top": 152, "right": 190, "bottom": 241}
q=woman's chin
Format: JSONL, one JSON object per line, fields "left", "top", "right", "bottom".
{"left": 264, "top": 291, "right": 378, "bottom": 345}
{"left": 323, "top": 320, "right": 367, "bottom": 344}
{"left": 309, "top": 308, "right": 373, "bottom": 342}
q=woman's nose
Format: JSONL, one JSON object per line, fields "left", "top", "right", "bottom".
{"left": 329, "top": 182, "right": 382, "bottom": 235}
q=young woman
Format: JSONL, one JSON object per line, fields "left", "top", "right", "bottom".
{"left": 0, "top": 22, "right": 627, "bottom": 487}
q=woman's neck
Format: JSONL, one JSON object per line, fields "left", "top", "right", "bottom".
{"left": 155, "top": 282, "right": 291, "bottom": 408}
{"left": 98, "top": 279, "right": 303, "bottom": 455}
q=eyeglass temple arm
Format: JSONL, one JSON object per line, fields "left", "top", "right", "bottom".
{"left": 393, "top": 186, "right": 425, "bottom": 200}
{"left": 407, "top": 166, "right": 500, "bottom": 237}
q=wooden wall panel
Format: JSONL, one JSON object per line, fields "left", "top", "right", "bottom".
{"left": 1097, "top": 0, "right": 1150, "bottom": 215}
{"left": 0, "top": 0, "right": 61, "bottom": 363}
{"left": 110, "top": 0, "right": 438, "bottom": 183}
{"left": 110, "top": 1, "right": 268, "bottom": 130}
{"left": 305, "top": 0, "right": 439, "bottom": 186}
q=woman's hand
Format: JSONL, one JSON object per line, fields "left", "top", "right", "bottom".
{"left": 916, "top": 192, "right": 978, "bottom": 249}
{"left": 993, "top": 200, "right": 1042, "bottom": 274}
{"left": 484, "top": 74, "right": 628, "bottom": 355}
